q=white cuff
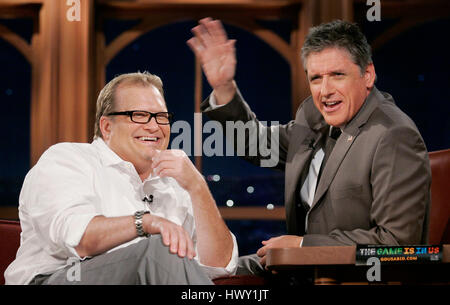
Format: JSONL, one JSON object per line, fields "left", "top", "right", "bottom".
{"left": 65, "top": 213, "right": 100, "bottom": 259}
{"left": 209, "top": 93, "right": 225, "bottom": 110}
{"left": 196, "top": 232, "right": 239, "bottom": 279}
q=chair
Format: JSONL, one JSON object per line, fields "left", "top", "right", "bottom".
{"left": 428, "top": 148, "right": 450, "bottom": 244}
{"left": 1, "top": 149, "right": 449, "bottom": 285}
{"left": 0, "top": 219, "right": 21, "bottom": 285}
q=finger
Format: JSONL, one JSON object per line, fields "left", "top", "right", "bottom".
{"left": 152, "top": 149, "right": 184, "bottom": 164}
{"left": 260, "top": 255, "right": 266, "bottom": 267}
{"left": 256, "top": 245, "right": 267, "bottom": 257}
{"left": 225, "top": 40, "right": 237, "bottom": 61}
{"left": 169, "top": 227, "right": 179, "bottom": 254}
{"left": 199, "top": 17, "right": 213, "bottom": 25}
{"left": 187, "top": 37, "right": 205, "bottom": 57}
{"left": 177, "top": 229, "right": 187, "bottom": 258}
{"left": 185, "top": 231, "right": 196, "bottom": 259}
{"left": 157, "top": 168, "right": 177, "bottom": 179}
{"left": 152, "top": 151, "right": 182, "bottom": 167}
{"left": 160, "top": 227, "right": 171, "bottom": 247}
{"left": 191, "top": 24, "right": 213, "bottom": 47}
{"left": 153, "top": 160, "right": 175, "bottom": 175}
{"left": 261, "top": 236, "right": 274, "bottom": 245}
{"left": 205, "top": 19, "right": 228, "bottom": 44}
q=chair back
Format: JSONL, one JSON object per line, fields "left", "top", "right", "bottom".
{"left": 428, "top": 149, "right": 450, "bottom": 244}
{"left": 0, "top": 219, "right": 21, "bottom": 285}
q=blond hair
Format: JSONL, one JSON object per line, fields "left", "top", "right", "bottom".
{"left": 94, "top": 71, "right": 164, "bottom": 139}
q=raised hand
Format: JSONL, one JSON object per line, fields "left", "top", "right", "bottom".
{"left": 187, "top": 17, "right": 237, "bottom": 105}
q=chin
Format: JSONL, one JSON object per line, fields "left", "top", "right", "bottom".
{"left": 323, "top": 117, "right": 341, "bottom": 127}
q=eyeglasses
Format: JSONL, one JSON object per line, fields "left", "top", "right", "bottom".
{"left": 106, "top": 110, "right": 173, "bottom": 125}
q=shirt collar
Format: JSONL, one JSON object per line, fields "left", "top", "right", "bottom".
{"left": 92, "top": 137, "right": 127, "bottom": 167}
{"left": 92, "top": 137, "right": 160, "bottom": 182}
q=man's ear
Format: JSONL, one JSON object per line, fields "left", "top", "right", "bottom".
{"left": 99, "top": 116, "right": 112, "bottom": 141}
{"left": 364, "top": 63, "right": 376, "bottom": 89}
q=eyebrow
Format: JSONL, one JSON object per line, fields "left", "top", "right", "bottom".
{"left": 308, "top": 69, "right": 346, "bottom": 81}
{"left": 308, "top": 73, "right": 322, "bottom": 81}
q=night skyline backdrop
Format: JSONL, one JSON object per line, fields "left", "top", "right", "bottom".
{"left": 1, "top": 16, "right": 449, "bottom": 254}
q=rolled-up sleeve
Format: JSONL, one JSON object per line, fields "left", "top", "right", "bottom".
{"left": 23, "top": 144, "right": 100, "bottom": 259}
{"left": 195, "top": 231, "right": 239, "bottom": 279}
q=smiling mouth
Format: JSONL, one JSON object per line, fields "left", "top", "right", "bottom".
{"left": 322, "top": 101, "right": 342, "bottom": 112}
{"left": 136, "top": 136, "right": 159, "bottom": 143}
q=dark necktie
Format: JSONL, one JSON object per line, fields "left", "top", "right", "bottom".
{"left": 317, "top": 126, "right": 341, "bottom": 183}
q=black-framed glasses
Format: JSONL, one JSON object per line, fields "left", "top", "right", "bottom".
{"left": 106, "top": 110, "right": 173, "bottom": 125}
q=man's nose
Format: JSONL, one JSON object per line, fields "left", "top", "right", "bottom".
{"left": 320, "top": 76, "right": 334, "bottom": 97}
{"left": 143, "top": 116, "right": 160, "bottom": 130}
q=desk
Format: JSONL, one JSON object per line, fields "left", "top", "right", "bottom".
{"left": 266, "top": 244, "right": 450, "bottom": 285}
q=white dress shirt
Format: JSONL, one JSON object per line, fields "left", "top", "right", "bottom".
{"left": 5, "top": 138, "right": 238, "bottom": 284}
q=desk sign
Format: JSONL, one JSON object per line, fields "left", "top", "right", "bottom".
{"left": 356, "top": 245, "right": 442, "bottom": 266}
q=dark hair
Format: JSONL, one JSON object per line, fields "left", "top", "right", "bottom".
{"left": 301, "top": 20, "right": 373, "bottom": 74}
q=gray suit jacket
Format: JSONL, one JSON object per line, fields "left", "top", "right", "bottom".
{"left": 202, "top": 87, "right": 431, "bottom": 246}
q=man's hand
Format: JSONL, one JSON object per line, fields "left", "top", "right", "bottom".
{"left": 151, "top": 149, "right": 205, "bottom": 193}
{"left": 256, "top": 235, "right": 303, "bottom": 267}
{"left": 152, "top": 149, "right": 233, "bottom": 267}
{"left": 187, "top": 17, "right": 237, "bottom": 105}
{"left": 144, "top": 214, "right": 196, "bottom": 259}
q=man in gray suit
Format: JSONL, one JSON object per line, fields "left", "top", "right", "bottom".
{"left": 187, "top": 18, "right": 430, "bottom": 271}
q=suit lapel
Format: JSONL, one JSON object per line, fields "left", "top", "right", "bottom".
{"left": 311, "top": 129, "right": 359, "bottom": 208}
{"left": 284, "top": 98, "right": 327, "bottom": 233}
{"left": 310, "top": 87, "right": 383, "bottom": 210}
{"left": 284, "top": 128, "right": 321, "bottom": 233}
{"left": 285, "top": 129, "right": 323, "bottom": 200}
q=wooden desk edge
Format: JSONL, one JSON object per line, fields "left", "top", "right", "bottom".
{"left": 266, "top": 244, "right": 450, "bottom": 267}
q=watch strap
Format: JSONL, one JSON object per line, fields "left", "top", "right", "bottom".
{"left": 134, "top": 210, "right": 150, "bottom": 237}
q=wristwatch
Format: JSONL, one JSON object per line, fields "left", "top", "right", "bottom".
{"left": 134, "top": 210, "right": 150, "bottom": 237}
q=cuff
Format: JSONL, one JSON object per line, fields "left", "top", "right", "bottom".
{"left": 196, "top": 232, "right": 239, "bottom": 279}
{"left": 208, "top": 93, "right": 225, "bottom": 110}
{"left": 64, "top": 213, "right": 100, "bottom": 259}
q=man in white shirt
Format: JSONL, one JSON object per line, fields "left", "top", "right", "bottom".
{"left": 5, "top": 72, "right": 238, "bottom": 284}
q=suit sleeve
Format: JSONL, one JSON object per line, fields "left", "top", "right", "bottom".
{"left": 302, "top": 125, "right": 431, "bottom": 246}
{"left": 201, "top": 88, "right": 295, "bottom": 170}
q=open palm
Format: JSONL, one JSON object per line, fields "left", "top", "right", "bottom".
{"left": 187, "top": 18, "right": 236, "bottom": 89}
